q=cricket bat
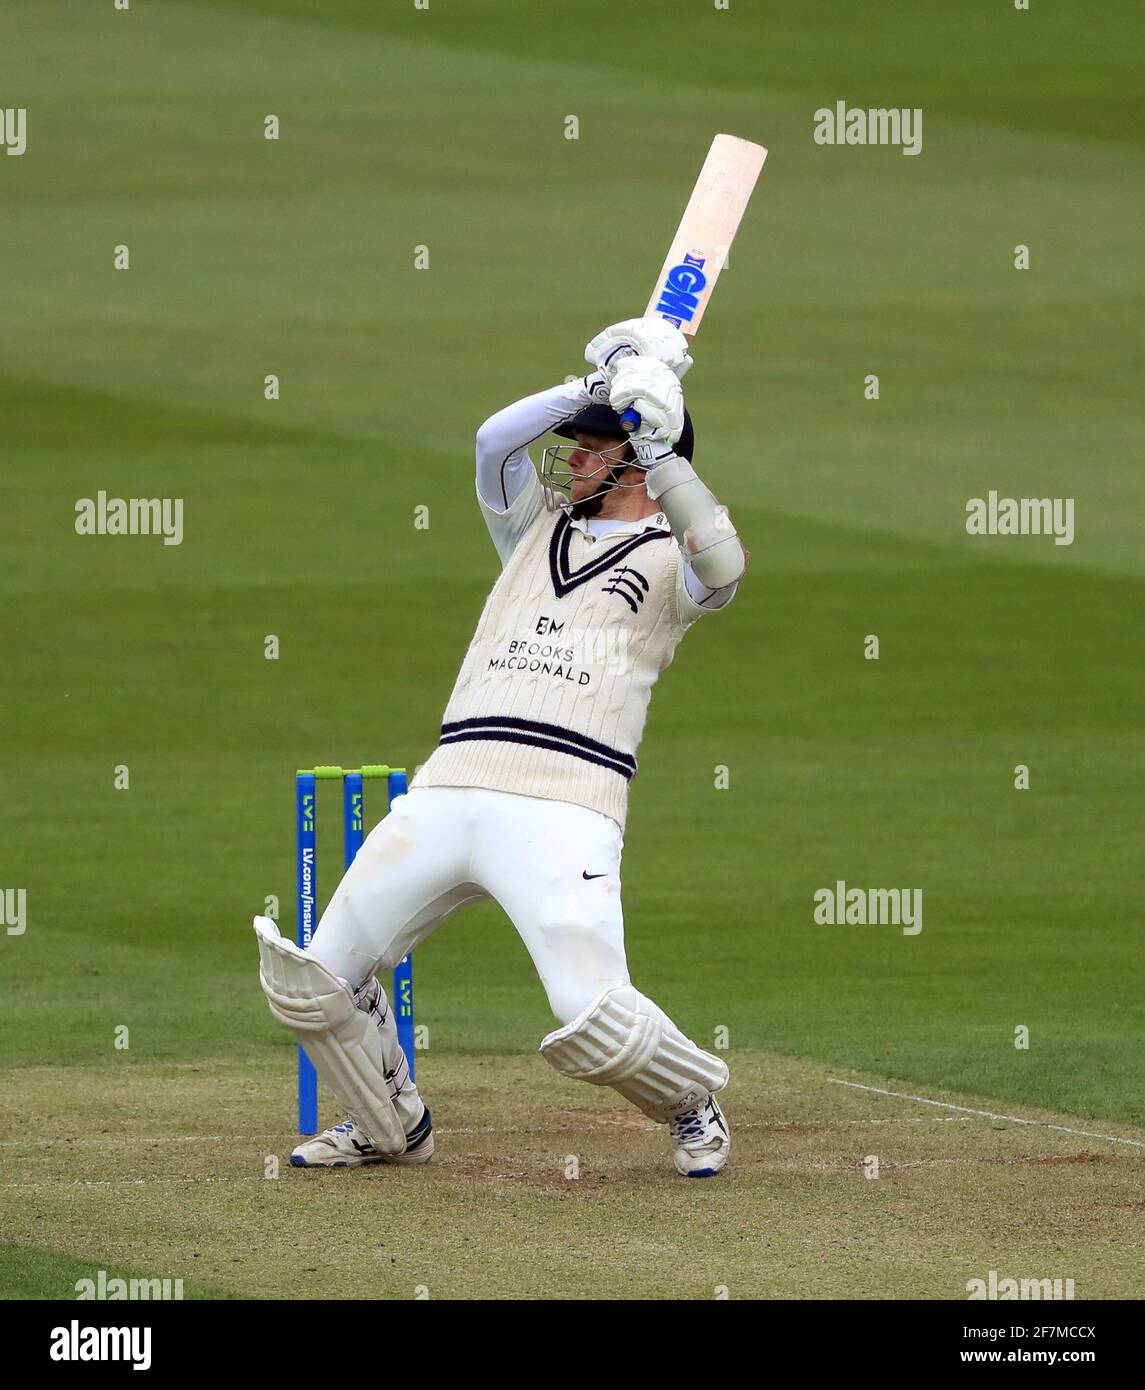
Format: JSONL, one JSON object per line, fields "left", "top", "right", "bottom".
{"left": 619, "top": 133, "right": 767, "bottom": 432}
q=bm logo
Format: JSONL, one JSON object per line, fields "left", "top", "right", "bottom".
{"left": 653, "top": 252, "right": 707, "bottom": 327}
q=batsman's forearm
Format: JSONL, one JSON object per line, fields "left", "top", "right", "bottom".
{"left": 475, "top": 378, "right": 592, "bottom": 513}
{"left": 476, "top": 379, "right": 591, "bottom": 468}
{"left": 645, "top": 456, "right": 746, "bottom": 589}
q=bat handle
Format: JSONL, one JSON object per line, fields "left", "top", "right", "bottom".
{"left": 619, "top": 407, "right": 641, "bottom": 433}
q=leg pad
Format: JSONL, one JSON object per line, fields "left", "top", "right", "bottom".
{"left": 254, "top": 916, "right": 405, "bottom": 1153}
{"left": 540, "top": 985, "right": 728, "bottom": 1122}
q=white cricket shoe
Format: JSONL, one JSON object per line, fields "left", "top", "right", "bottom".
{"left": 669, "top": 1095, "right": 730, "bottom": 1177}
{"left": 289, "top": 1107, "right": 434, "bottom": 1168}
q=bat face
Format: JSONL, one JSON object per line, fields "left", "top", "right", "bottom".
{"left": 618, "top": 133, "right": 767, "bottom": 433}
{"left": 644, "top": 134, "right": 767, "bottom": 336}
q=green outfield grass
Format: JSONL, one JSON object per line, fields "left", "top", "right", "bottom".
{"left": 1, "top": 0, "right": 1142, "bottom": 1298}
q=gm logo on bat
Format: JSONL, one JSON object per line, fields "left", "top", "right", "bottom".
{"left": 653, "top": 252, "right": 708, "bottom": 327}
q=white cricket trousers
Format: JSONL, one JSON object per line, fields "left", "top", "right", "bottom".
{"left": 308, "top": 785, "right": 678, "bottom": 1032}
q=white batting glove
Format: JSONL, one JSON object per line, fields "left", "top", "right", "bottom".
{"left": 585, "top": 317, "right": 694, "bottom": 383}
{"left": 582, "top": 370, "right": 612, "bottom": 404}
{"left": 609, "top": 358, "right": 685, "bottom": 465}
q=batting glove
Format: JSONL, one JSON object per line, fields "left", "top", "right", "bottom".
{"left": 585, "top": 317, "right": 693, "bottom": 384}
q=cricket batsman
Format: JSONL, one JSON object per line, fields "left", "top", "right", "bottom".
{"left": 254, "top": 318, "right": 747, "bottom": 1177}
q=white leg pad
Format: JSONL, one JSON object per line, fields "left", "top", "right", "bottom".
{"left": 539, "top": 985, "right": 729, "bottom": 1123}
{"left": 253, "top": 916, "right": 405, "bottom": 1153}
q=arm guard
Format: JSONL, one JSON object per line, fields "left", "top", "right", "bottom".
{"left": 645, "top": 455, "right": 747, "bottom": 590}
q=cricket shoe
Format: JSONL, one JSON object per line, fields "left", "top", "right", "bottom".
{"left": 289, "top": 1107, "right": 434, "bottom": 1168}
{"left": 669, "top": 1095, "right": 730, "bottom": 1178}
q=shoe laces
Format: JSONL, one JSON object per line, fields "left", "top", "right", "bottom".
{"left": 670, "top": 1108, "right": 707, "bottom": 1144}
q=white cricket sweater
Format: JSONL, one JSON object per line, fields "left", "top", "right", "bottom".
{"left": 412, "top": 381, "right": 736, "bottom": 828}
